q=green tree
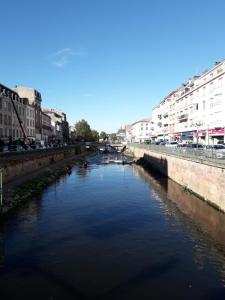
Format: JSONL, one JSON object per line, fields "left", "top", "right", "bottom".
{"left": 91, "top": 130, "right": 99, "bottom": 142}
{"left": 99, "top": 131, "right": 108, "bottom": 141}
{"left": 75, "top": 119, "right": 92, "bottom": 141}
{"left": 109, "top": 133, "right": 117, "bottom": 142}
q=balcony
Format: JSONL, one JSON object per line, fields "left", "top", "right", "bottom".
{"left": 178, "top": 114, "right": 188, "bottom": 122}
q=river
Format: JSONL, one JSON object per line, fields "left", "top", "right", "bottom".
{"left": 0, "top": 154, "right": 225, "bottom": 299}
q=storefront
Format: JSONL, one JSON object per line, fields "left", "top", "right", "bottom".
{"left": 208, "top": 128, "right": 224, "bottom": 144}
{"left": 193, "top": 130, "right": 206, "bottom": 144}
{"left": 181, "top": 131, "right": 194, "bottom": 142}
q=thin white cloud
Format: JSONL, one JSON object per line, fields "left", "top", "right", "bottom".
{"left": 50, "top": 47, "right": 86, "bottom": 68}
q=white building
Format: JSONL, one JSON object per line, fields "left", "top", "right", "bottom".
{"left": 131, "top": 118, "right": 152, "bottom": 143}
{"left": 152, "top": 59, "right": 225, "bottom": 144}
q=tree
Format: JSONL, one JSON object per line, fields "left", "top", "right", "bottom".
{"left": 99, "top": 131, "right": 108, "bottom": 141}
{"left": 109, "top": 133, "right": 117, "bottom": 142}
{"left": 91, "top": 130, "right": 99, "bottom": 142}
{"left": 74, "top": 119, "right": 92, "bottom": 141}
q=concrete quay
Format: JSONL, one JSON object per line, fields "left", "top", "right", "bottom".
{"left": 129, "top": 144, "right": 225, "bottom": 212}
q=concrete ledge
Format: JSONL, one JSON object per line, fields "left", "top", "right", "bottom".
{"left": 129, "top": 145, "right": 225, "bottom": 212}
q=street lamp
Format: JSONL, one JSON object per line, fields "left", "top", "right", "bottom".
{"left": 195, "top": 120, "right": 203, "bottom": 148}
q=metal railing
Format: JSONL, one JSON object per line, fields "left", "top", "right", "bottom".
{"left": 129, "top": 143, "right": 225, "bottom": 165}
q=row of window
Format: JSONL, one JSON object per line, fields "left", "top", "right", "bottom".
{"left": 0, "top": 99, "right": 35, "bottom": 116}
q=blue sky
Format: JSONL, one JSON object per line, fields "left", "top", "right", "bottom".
{"left": 1, "top": 0, "right": 225, "bottom": 132}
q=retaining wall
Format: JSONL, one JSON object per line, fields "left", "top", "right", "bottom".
{"left": 129, "top": 145, "right": 225, "bottom": 212}
{"left": 0, "top": 146, "right": 85, "bottom": 184}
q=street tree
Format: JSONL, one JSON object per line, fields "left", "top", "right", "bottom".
{"left": 99, "top": 131, "right": 108, "bottom": 141}
{"left": 74, "top": 119, "right": 92, "bottom": 141}
{"left": 109, "top": 133, "right": 117, "bottom": 142}
{"left": 91, "top": 130, "right": 99, "bottom": 142}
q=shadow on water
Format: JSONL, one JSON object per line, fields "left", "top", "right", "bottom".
{"left": 93, "top": 256, "right": 179, "bottom": 300}
{"left": 135, "top": 164, "right": 225, "bottom": 269}
{"left": 138, "top": 153, "right": 168, "bottom": 191}
{"left": 0, "top": 225, "right": 4, "bottom": 267}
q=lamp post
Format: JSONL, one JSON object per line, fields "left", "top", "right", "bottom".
{"left": 195, "top": 121, "right": 203, "bottom": 148}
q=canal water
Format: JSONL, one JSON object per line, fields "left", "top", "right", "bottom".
{"left": 1, "top": 154, "right": 225, "bottom": 299}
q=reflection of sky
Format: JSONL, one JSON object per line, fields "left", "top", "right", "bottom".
{"left": 1, "top": 159, "right": 225, "bottom": 298}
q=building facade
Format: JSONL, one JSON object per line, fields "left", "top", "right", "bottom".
{"left": 42, "top": 112, "right": 52, "bottom": 145}
{"left": 131, "top": 118, "right": 152, "bottom": 143}
{"left": 13, "top": 86, "right": 43, "bottom": 142}
{"left": 43, "top": 108, "right": 69, "bottom": 144}
{"left": 152, "top": 60, "right": 225, "bottom": 144}
{"left": 0, "top": 84, "right": 28, "bottom": 143}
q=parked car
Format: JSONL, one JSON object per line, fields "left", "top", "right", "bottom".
{"left": 204, "top": 145, "right": 225, "bottom": 159}
{"left": 185, "top": 143, "right": 203, "bottom": 148}
{"left": 165, "top": 141, "right": 178, "bottom": 147}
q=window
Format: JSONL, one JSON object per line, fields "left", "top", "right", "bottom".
{"left": 209, "top": 98, "right": 213, "bottom": 108}
{"left": 202, "top": 101, "right": 206, "bottom": 110}
{"left": 209, "top": 82, "right": 214, "bottom": 93}
{"left": 4, "top": 114, "right": 7, "bottom": 125}
{"left": 218, "top": 77, "right": 223, "bottom": 88}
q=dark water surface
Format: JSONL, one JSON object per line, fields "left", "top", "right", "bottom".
{"left": 1, "top": 154, "right": 225, "bottom": 299}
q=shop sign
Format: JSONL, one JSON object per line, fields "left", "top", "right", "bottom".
{"left": 208, "top": 128, "right": 224, "bottom": 135}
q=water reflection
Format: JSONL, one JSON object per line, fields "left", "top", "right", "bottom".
{"left": 0, "top": 156, "right": 225, "bottom": 299}
{"left": 0, "top": 226, "right": 4, "bottom": 266}
{"left": 135, "top": 165, "right": 225, "bottom": 285}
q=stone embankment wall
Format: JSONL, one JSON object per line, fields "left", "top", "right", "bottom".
{"left": 0, "top": 145, "right": 85, "bottom": 184}
{"left": 129, "top": 145, "right": 225, "bottom": 212}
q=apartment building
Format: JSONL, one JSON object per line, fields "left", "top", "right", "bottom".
{"left": 0, "top": 84, "right": 28, "bottom": 142}
{"left": 43, "top": 108, "right": 69, "bottom": 144}
{"left": 42, "top": 112, "right": 52, "bottom": 144}
{"left": 152, "top": 60, "right": 225, "bottom": 144}
{"left": 131, "top": 118, "right": 152, "bottom": 143}
{"left": 13, "top": 86, "right": 43, "bottom": 142}
{"left": 25, "top": 104, "right": 35, "bottom": 142}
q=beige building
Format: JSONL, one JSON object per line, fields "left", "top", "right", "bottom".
{"left": 13, "top": 86, "right": 43, "bottom": 142}
{"left": 42, "top": 112, "right": 52, "bottom": 144}
{"left": 43, "top": 108, "right": 69, "bottom": 144}
{"left": 25, "top": 104, "right": 35, "bottom": 142}
{"left": 0, "top": 84, "right": 27, "bottom": 142}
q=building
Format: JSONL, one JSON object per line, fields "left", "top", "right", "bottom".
{"left": 43, "top": 108, "right": 69, "bottom": 144}
{"left": 0, "top": 84, "right": 28, "bottom": 143}
{"left": 152, "top": 59, "right": 225, "bottom": 144}
{"left": 116, "top": 126, "right": 126, "bottom": 143}
{"left": 42, "top": 112, "right": 52, "bottom": 145}
{"left": 131, "top": 118, "right": 152, "bottom": 143}
{"left": 13, "top": 86, "right": 43, "bottom": 143}
{"left": 25, "top": 103, "right": 36, "bottom": 143}
{"left": 124, "top": 124, "right": 132, "bottom": 143}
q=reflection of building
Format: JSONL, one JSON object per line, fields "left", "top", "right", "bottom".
{"left": 13, "top": 86, "right": 43, "bottom": 142}
{"left": 43, "top": 109, "right": 69, "bottom": 144}
{"left": 0, "top": 84, "right": 28, "bottom": 142}
{"left": 151, "top": 60, "right": 225, "bottom": 144}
